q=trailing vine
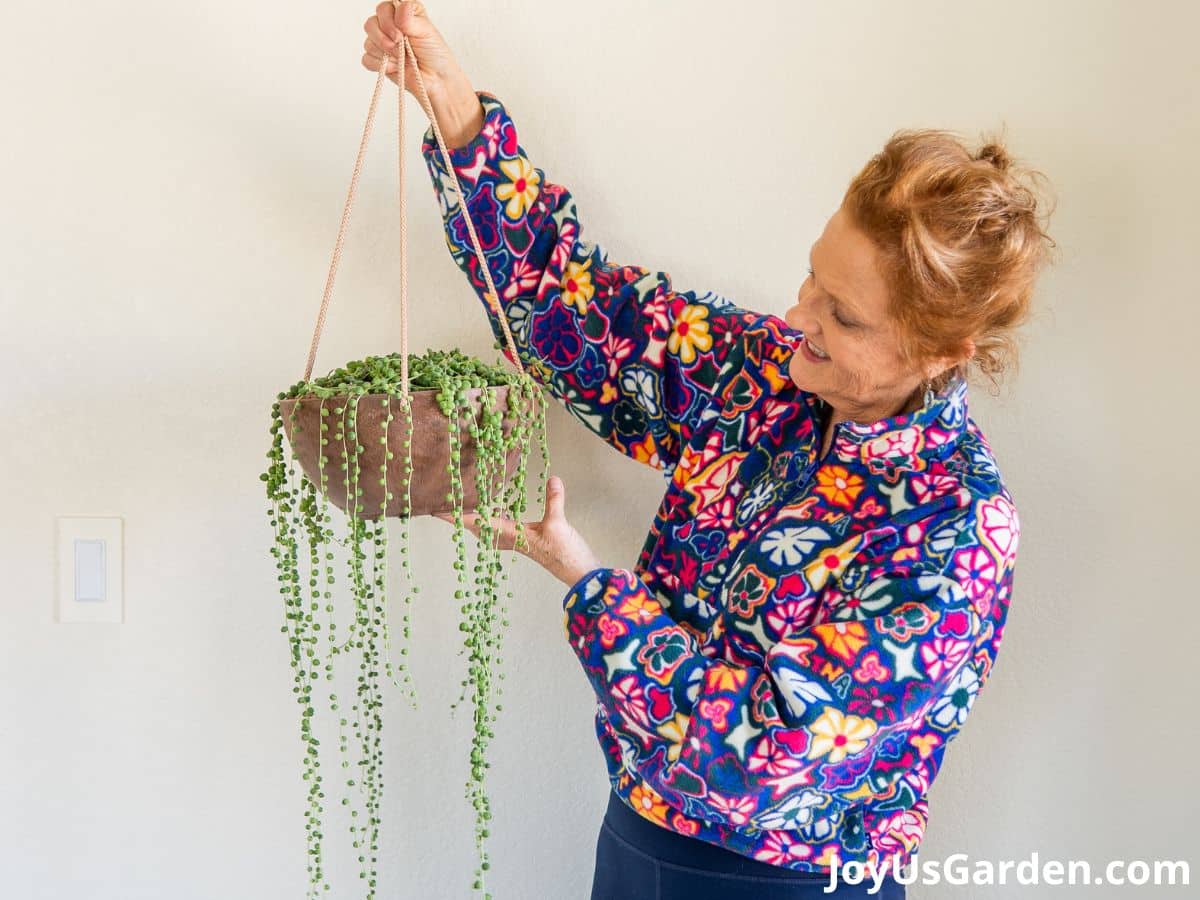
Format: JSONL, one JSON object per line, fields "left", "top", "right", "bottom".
{"left": 263, "top": 347, "right": 549, "bottom": 899}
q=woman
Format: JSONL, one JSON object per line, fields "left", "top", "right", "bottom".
{"left": 363, "top": 3, "right": 1054, "bottom": 897}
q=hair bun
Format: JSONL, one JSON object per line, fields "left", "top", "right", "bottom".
{"left": 976, "top": 142, "right": 1012, "bottom": 171}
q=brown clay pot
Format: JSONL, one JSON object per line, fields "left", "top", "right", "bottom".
{"left": 279, "top": 385, "right": 530, "bottom": 520}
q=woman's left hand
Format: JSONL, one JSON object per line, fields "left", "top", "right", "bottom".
{"left": 432, "top": 475, "right": 602, "bottom": 588}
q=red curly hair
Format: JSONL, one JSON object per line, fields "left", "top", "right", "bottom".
{"left": 843, "top": 128, "right": 1057, "bottom": 394}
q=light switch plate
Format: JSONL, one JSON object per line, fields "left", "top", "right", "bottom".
{"left": 56, "top": 516, "right": 124, "bottom": 624}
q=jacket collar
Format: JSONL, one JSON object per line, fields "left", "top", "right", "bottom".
{"left": 817, "top": 370, "right": 970, "bottom": 472}
{"left": 769, "top": 321, "right": 971, "bottom": 473}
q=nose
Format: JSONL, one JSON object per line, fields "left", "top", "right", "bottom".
{"left": 786, "top": 288, "right": 819, "bottom": 336}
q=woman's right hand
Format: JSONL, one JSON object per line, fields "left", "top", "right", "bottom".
{"left": 362, "top": 1, "right": 462, "bottom": 99}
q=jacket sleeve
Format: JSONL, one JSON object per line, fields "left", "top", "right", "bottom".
{"left": 561, "top": 562, "right": 989, "bottom": 829}
{"left": 421, "top": 91, "right": 759, "bottom": 477}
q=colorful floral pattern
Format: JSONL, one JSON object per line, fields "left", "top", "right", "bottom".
{"left": 421, "top": 91, "right": 1020, "bottom": 877}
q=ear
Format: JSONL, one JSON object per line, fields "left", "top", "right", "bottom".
{"left": 926, "top": 338, "right": 975, "bottom": 382}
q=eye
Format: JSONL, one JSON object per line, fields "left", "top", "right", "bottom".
{"left": 807, "top": 265, "right": 856, "bottom": 327}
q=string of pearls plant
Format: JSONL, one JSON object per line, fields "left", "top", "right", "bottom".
{"left": 262, "top": 346, "right": 548, "bottom": 900}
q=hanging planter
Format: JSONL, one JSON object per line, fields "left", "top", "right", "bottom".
{"left": 278, "top": 360, "right": 529, "bottom": 519}
{"left": 261, "top": 32, "right": 549, "bottom": 900}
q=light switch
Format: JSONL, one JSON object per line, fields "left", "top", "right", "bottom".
{"left": 57, "top": 517, "right": 124, "bottom": 624}
{"left": 74, "top": 539, "right": 107, "bottom": 601}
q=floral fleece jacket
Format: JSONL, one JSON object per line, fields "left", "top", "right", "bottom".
{"left": 421, "top": 91, "right": 1021, "bottom": 875}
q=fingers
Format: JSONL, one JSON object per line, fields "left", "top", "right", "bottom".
{"left": 362, "top": 36, "right": 396, "bottom": 71}
{"left": 466, "top": 511, "right": 519, "bottom": 552}
{"left": 364, "top": 2, "right": 430, "bottom": 78}
{"left": 395, "top": 1, "right": 429, "bottom": 34}
{"left": 366, "top": 3, "right": 421, "bottom": 55}
{"left": 364, "top": 34, "right": 406, "bottom": 69}
{"left": 433, "top": 509, "right": 522, "bottom": 551}
{"left": 545, "top": 474, "right": 565, "bottom": 519}
{"left": 375, "top": 2, "right": 398, "bottom": 41}
{"left": 381, "top": 1, "right": 430, "bottom": 40}
{"left": 365, "top": 19, "right": 397, "bottom": 54}
{"left": 363, "top": 15, "right": 400, "bottom": 76}
{"left": 362, "top": 52, "right": 397, "bottom": 76}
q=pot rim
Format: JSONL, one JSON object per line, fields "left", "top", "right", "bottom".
{"left": 278, "top": 384, "right": 528, "bottom": 402}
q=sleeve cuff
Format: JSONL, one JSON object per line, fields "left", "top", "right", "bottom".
{"left": 561, "top": 566, "right": 615, "bottom": 610}
{"left": 560, "top": 566, "right": 705, "bottom": 719}
{"left": 420, "top": 89, "right": 505, "bottom": 170}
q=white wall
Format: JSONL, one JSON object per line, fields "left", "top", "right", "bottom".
{"left": 2, "top": 1, "right": 1197, "bottom": 897}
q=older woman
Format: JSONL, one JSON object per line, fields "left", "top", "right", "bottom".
{"left": 364, "top": 3, "right": 1054, "bottom": 898}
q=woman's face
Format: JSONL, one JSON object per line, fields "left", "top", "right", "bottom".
{"left": 783, "top": 203, "right": 933, "bottom": 424}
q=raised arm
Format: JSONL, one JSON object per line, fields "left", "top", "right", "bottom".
{"left": 421, "top": 89, "right": 761, "bottom": 479}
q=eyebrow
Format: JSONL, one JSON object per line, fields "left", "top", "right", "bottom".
{"left": 809, "top": 247, "right": 865, "bottom": 321}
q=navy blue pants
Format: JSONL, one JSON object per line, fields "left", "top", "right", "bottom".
{"left": 589, "top": 789, "right": 907, "bottom": 899}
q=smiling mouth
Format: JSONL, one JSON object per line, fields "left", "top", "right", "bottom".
{"left": 803, "top": 336, "right": 831, "bottom": 360}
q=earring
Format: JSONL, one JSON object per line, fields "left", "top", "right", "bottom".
{"left": 923, "top": 378, "right": 935, "bottom": 408}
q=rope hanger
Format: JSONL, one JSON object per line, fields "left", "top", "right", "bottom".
{"left": 301, "top": 3, "right": 528, "bottom": 398}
